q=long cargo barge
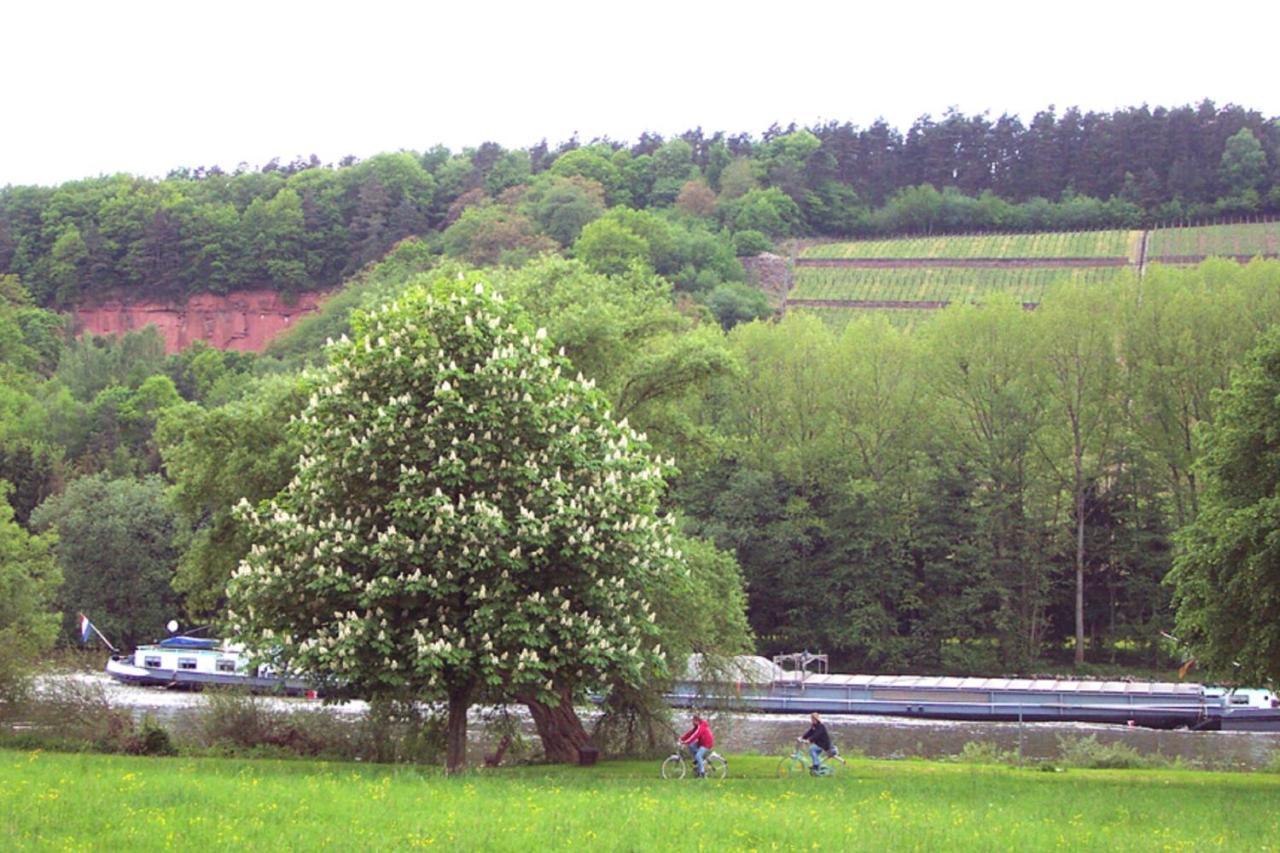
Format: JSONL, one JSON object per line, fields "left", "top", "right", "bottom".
{"left": 668, "top": 654, "right": 1280, "bottom": 732}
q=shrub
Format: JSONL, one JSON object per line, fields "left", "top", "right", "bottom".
{"left": 198, "top": 690, "right": 330, "bottom": 756}
{"left": 19, "top": 677, "right": 136, "bottom": 752}
{"left": 1055, "top": 734, "right": 1163, "bottom": 769}
{"left": 956, "top": 741, "right": 1018, "bottom": 766}
{"left": 197, "top": 689, "right": 446, "bottom": 764}
{"left": 706, "top": 282, "right": 771, "bottom": 330}
{"left": 358, "top": 697, "right": 446, "bottom": 765}
{"left": 127, "top": 714, "right": 177, "bottom": 756}
{"left": 732, "top": 230, "right": 773, "bottom": 256}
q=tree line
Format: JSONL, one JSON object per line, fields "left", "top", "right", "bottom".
{"left": 2, "top": 101, "right": 1277, "bottom": 313}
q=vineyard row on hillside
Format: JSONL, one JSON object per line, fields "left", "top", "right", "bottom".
{"left": 800, "top": 230, "right": 1139, "bottom": 260}
{"left": 788, "top": 266, "right": 1131, "bottom": 305}
{"left": 800, "top": 222, "right": 1280, "bottom": 263}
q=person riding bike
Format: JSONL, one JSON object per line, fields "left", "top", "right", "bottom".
{"left": 679, "top": 713, "right": 715, "bottom": 778}
{"left": 798, "top": 712, "right": 838, "bottom": 773}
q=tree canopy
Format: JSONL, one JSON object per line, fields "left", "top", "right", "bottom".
{"left": 1168, "top": 326, "right": 1280, "bottom": 684}
{"left": 226, "top": 275, "right": 689, "bottom": 770}
{"left": 0, "top": 481, "right": 61, "bottom": 705}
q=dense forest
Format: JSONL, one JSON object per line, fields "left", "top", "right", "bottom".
{"left": 2, "top": 101, "right": 1277, "bottom": 313}
{"left": 4, "top": 101, "right": 1280, "bottom": 696}
{"left": 5, "top": 244, "right": 1280, "bottom": 681}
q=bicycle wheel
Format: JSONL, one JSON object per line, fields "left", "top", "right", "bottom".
{"left": 661, "top": 755, "right": 686, "bottom": 779}
{"left": 705, "top": 753, "right": 728, "bottom": 780}
{"left": 776, "top": 754, "right": 807, "bottom": 778}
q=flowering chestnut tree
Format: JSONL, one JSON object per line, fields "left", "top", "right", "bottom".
{"left": 227, "top": 277, "right": 680, "bottom": 771}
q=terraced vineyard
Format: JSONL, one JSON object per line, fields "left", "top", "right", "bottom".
{"left": 780, "top": 223, "right": 1274, "bottom": 321}
{"left": 1147, "top": 221, "right": 1280, "bottom": 259}
{"left": 789, "top": 266, "right": 1130, "bottom": 305}
{"left": 801, "top": 230, "right": 1139, "bottom": 260}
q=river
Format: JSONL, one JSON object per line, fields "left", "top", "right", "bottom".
{"left": 38, "top": 674, "right": 1280, "bottom": 770}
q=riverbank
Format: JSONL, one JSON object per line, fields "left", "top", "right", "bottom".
{"left": 19, "top": 674, "right": 1280, "bottom": 770}
{"left": 4, "top": 749, "right": 1279, "bottom": 850}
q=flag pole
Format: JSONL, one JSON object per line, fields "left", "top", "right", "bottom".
{"left": 79, "top": 614, "right": 118, "bottom": 653}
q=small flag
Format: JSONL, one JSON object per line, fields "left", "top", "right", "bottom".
{"left": 78, "top": 613, "right": 93, "bottom": 644}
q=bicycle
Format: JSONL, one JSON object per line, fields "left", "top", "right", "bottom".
{"left": 661, "top": 742, "right": 728, "bottom": 779}
{"left": 776, "top": 739, "right": 846, "bottom": 778}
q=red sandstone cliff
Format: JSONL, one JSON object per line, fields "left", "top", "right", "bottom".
{"left": 74, "top": 289, "right": 329, "bottom": 354}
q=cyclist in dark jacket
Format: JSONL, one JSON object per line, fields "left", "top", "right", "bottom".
{"left": 799, "top": 712, "right": 837, "bottom": 772}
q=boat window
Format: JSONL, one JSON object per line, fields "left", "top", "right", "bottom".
{"left": 144, "top": 656, "right": 162, "bottom": 668}
{"left": 216, "top": 659, "right": 237, "bottom": 674}
{"left": 178, "top": 658, "right": 198, "bottom": 670}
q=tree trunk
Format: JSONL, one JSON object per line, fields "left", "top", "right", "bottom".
{"left": 445, "top": 686, "right": 471, "bottom": 774}
{"left": 1074, "top": 477, "right": 1086, "bottom": 666}
{"left": 520, "top": 687, "right": 591, "bottom": 763}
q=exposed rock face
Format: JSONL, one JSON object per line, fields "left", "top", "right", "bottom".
{"left": 74, "top": 290, "right": 328, "bottom": 354}
{"left": 740, "top": 253, "right": 792, "bottom": 309}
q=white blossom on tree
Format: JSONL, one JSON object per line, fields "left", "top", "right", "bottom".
{"left": 226, "top": 276, "right": 682, "bottom": 771}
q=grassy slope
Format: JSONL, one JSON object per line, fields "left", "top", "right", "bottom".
{"left": 4, "top": 749, "right": 1277, "bottom": 851}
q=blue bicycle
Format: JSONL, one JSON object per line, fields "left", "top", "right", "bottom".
{"left": 777, "top": 738, "right": 845, "bottom": 777}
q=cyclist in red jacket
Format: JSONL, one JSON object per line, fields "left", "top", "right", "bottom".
{"left": 679, "top": 713, "right": 714, "bottom": 778}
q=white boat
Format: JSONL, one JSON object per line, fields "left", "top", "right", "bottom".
{"left": 105, "top": 635, "right": 313, "bottom": 696}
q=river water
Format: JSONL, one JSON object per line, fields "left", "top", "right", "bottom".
{"left": 37, "top": 674, "right": 1280, "bottom": 770}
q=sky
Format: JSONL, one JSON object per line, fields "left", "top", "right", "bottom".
{"left": 3, "top": 0, "right": 1278, "bottom": 187}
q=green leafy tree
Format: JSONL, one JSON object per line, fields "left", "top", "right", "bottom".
{"left": 716, "top": 158, "right": 759, "bottom": 201}
{"left": 1119, "top": 266, "right": 1258, "bottom": 527}
{"left": 1032, "top": 287, "right": 1120, "bottom": 665}
{"left": 1168, "top": 326, "right": 1280, "bottom": 685}
{"left": 718, "top": 188, "right": 804, "bottom": 238}
{"left": 48, "top": 225, "right": 88, "bottom": 306}
{"left": 494, "top": 255, "right": 738, "bottom": 466}
{"left": 30, "top": 474, "right": 176, "bottom": 649}
{"left": 522, "top": 175, "right": 605, "bottom": 246}
{"left": 573, "top": 218, "right": 651, "bottom": 276}
{"left": 705, "top": 282, "right": 771, "bottom": 330}
{"left": 0, "top": 481, "right": 60, "bottom": 707}
{"left": 1219, "top": 128, "right": 1267, "bottom": 198}
{"left": 649, "top": 140, "right": 699, "bottom": 205}
{"left": 440, "top": 204, "right": 555, "bottom": 267}
{"left": 548, "top": 146, "right": 629, "bottom": 206}
{"left": 158, "top": 375, "right": 307, "bottom": 616}
{"left": 922, "top": 299, "right": 1051, "bottom": 665}
{"left": 227, "top": 276, "right": 684, "bottom": 771}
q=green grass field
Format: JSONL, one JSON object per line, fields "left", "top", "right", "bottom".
{"left": 801, "top": 231, "right": 1138, "bottom": 260}
{"left": 3, "top": 749, "right": 1277, "bottom": 851}
{"left": 1147, "top": 222, "right": 1280, "bottom": 258}
{"left": 789, "top": 266, "right": 1130, "bottom": 304}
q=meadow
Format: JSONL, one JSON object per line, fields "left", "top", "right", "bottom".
{"left": 3, "top": 749, "right": 1278, "bottom": 851}
{"left": 800, "top": 231, "right": 1138, "bottom": 260}
{"left": 788, "top": 266, "right": 1130, "bottom": 305}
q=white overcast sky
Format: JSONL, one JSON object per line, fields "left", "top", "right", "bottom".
{"left": 3, "top": 0, "right": 1278, "bottom": 187}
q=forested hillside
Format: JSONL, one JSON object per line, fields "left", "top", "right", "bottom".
{"left": 5, "top": 241, "right": 1280, "bottom": 680}
{"left": 2, "top": 100, "right": 1277, "bottom": 315}
{"left": 5, "top": 100, "right": 1280, "bottom": 692}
